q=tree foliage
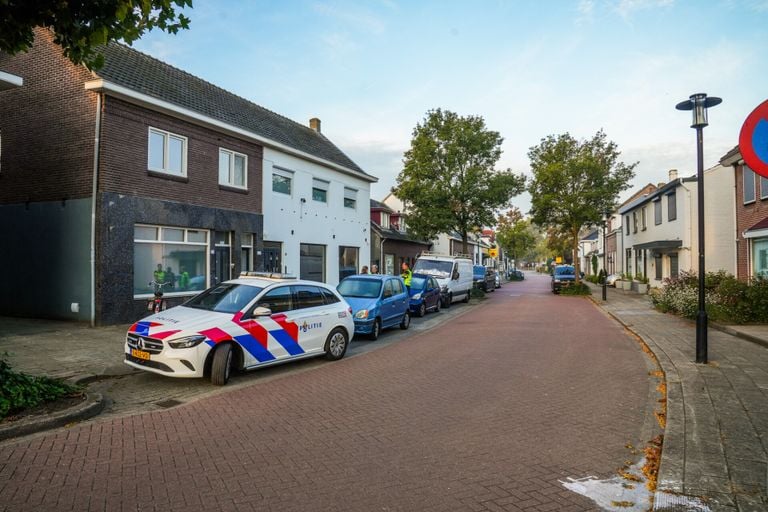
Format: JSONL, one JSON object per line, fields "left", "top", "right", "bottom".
{"left": 0, "top": 1, "right": 192, "bottom": 69}
{"left": 528, "top": 130, "right": 636, "bottom": 280}
{"left": 496, "top": 208, "right": 536, "bottom": 268}
{"left": 394, "top": 109, "right": 526, "bottom": 254}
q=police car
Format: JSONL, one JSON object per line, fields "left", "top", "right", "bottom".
{"left": 124, "top": 273, "right": 354, "bottom": 385}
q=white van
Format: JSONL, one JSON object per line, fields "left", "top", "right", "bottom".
{"left": 413, "top": 252, "right": 474, "bottom": 307}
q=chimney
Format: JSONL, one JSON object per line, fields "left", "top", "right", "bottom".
{"left": 657, "top": 182, "right": 665, "bottom": 188}
{"left": 669, "top": 169, "right": 678, "bottom": 181}
{"left": 309, "top": 118, "right": 321, "bottom": 133}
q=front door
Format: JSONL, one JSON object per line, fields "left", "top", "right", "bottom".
{"left": 213, "top": 231, "right": 231, "bottom": 284}
{"left": 263, "top": 241, "right": 282, "bottom": 273}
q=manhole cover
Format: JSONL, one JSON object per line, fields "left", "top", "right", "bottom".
{"left": 155, "top": 399, "right": 183, "bottom": 408}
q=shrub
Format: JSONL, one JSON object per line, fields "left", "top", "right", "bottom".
{"left": 651, "top": 271, "right": 768, "bottom": 324}
{"left": 0, "top": 355, "right": 79, "bottom": 420}
{"left": 560, "top": 283, "right": 591, "bottom": 296}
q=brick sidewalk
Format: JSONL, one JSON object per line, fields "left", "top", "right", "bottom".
{"left": 587, "top": 283, "right": 768, "bottom": 510}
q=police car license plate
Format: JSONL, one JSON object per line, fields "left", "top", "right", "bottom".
{"left": 131, "top": 348, "right": 150, "bottom": 360}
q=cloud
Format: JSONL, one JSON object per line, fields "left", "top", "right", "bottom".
{"left": 613, "top": 0, "right": 675, "bottom": 20}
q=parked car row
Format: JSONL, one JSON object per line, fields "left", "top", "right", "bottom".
{"left": 125, "top": 260, "right": 520, "bottom": 387}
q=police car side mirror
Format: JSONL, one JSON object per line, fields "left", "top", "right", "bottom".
{"left": 251, "top": 306, "right": 272, "bottom": 317}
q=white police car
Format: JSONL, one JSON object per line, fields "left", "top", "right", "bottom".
{"left": 125, "top": 273, "right": 354, "bottom": 385}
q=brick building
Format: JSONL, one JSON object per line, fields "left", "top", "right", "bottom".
{"left": 0, "top": 29, "right": 372, "bottom": 324}
{"left": 370, "top": 200, "right": 431, "bottom": 275}
{"left": 721, "top": 146, "right": 768, "bottom": 280}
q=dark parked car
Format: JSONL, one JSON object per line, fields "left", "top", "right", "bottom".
{"left": 408, "top": 273, "right": 442, "bottom": 317}
{"left": 473, "top": 265, "right": 496, "bottom": 292}
{"left": 507, "top": 269, "right": 525, "bottom": 281}
{"left": 551, "top": 265, "right": 576, "bottom": 293}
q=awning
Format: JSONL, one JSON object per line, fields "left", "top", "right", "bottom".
{"left": 632, "top": 240, "right": 682, "bottom": 251}
{"left": 743, "top": 217, "right": 768, "bottom": 239}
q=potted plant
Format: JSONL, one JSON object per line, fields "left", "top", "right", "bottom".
{"left": 636, "top": 274, "right": 649, "bottom": 294}
{"left": 622, "top": 272, "right": 634, "bottom": 291}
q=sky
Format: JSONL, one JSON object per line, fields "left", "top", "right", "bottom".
{"left": 133, "top": 0, "right": 768, "bottom": 213}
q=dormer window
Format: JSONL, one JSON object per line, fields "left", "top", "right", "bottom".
{"left": 381, "top": 212, "right": 390, "bottom": 229}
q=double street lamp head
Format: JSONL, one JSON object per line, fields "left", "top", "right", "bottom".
{"left": 676, "top": 93, "right": 723, "bottom": 128}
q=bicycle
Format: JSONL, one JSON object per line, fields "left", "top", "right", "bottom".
{"left": 147, "top": 281, "right": 172, "bottom": 313}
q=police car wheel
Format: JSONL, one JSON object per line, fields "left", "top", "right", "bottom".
{"left": 400, "top": 311, "right": 410, "bottom": 330}
{"left": 211, "top": 343, "right": 233, "bottom": 386}
{"left": 369, "top": 318, "right": 381, "bottom": 340}
{"left": 325, "top": 328, "right": 348, "bottom": 361}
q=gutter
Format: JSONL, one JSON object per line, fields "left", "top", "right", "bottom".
{"left": 90, "top": 92, "right": 103, "bottom": 327}
{"left": 83, "top": 79, "right": 378, "bottom": 184}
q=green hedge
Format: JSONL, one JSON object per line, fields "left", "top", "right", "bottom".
{"left": 560, "top": 283, "right": 592, "bottom": 296}
{"left": 649, "top": 271, "right": 768, "bottom": 324}
{"left": 0, "top": 355, "right": 79, "bottom": 420}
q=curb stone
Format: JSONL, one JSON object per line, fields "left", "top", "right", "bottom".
{"left": 0, "top": 392, "right": 106, "bottom": 442}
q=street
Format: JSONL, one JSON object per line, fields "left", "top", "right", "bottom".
{"left": 0, "top": 273, "right": 657, "bottom": 511}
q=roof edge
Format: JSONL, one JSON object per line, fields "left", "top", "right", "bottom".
{"left": 85, "top": 78, "right": 378, "bottom": 183}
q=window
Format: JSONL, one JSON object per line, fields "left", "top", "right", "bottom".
{"left": 294, "top": 285, "right": 326, "bottom": 309}
{"left": 218, "top": 149, "right": 247, "bottom": 188}
{"left": 655, "top": 255, "right": 662, "bottom": 280}
{"left": 241, "top": 233, "right": 254, "bottom": 272}
{"left": 668, "top": 192, "right": 677, "bottom": 221}
{"left": 383, "top": 279, "right": 394, "bottom": 298}
{"left": 761, "top": 176, "right": 768, "bottom": 200}
{"left": 626, "top": 249, "right": 632, "bottom": 275}
{"left": 744, "top": 166, "right": 756, "bottom": 204}
{"left": 300, "top": 243, "right": 325, "bottom": 282}
{"left": 632, "top": 212, "right": 638, "bottom": 233}
{"left": 670, "top": 253, "right": 679, "bottom": 278}
{"left": 312, "top": 178, "right": 329, "bottom": 203}
{"left": 339, "top": 246, "right": 359, "bottom": 282}
{"left": 344, "top": 187, "right": 357, "bottom": 209}
{"left": 381, "top": 212, "right": 391, "bottom": 229}
{"left": 272, "top": 168, "right": 293, "bottom": 195}
{"left": 133, "top": 225, "right": 207, "bottom": 297}
{"left": 641, "top": 207, "right": 647, "bottom": 230}
{"left": 258, "top": 286, "right": 293, "bottom": 314}
{"left": 754, "top": 239, "right": 768, "bottom": 276}
{"left": 654, "top": 199, "right": 662, "bottom": 225}
{"left": 321, "top": 288, "right": 341, "bottom": 304}
{"left": 186, "top": 283, "right": 263, "bottom": 313}
{"left": 148, "top": 127, "right": 187, "bottom": 176}
{"left": 625, "top": 216, "right": 630, "bottom": 235}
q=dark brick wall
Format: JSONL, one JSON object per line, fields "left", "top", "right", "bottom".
{"left": 99, "top": 98, "right": 263, "bottom": 212}
{"left": 0, "top": 28, "right": 96, "bottom": 203}
{"left": 734, "top": 163, "right": 768, "bottom": 281}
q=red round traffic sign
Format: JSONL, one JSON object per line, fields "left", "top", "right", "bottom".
{"left": 739, "top": 98, "right": 768, "bottom": 178}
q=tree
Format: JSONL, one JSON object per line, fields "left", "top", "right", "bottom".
{"left": 528, "top": 130, "right": 636, "bottom": 282}
{"left": 394, "top": 109, "right": 526, "bottom": 254}
{"left": 496, "top": 208, "right": 536, "bottom": 269}
{"left": 0, "top": 1, "right": 192, "bottom": 69}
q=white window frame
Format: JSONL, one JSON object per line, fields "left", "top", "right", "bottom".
{"left": 760, "top": 175, "right": 768, "bottom": 200}
{"left": 148, "top": 127, "right": 187, "bottom": 177}
{"left": 744, "top": 166, "right": 756, "bottom": 205}
{"left": 381, "top": 212, "right": 391, "bottom": 229}
{"left": 133, "top": 224, "right": 209, "bottom": 299}
{"left": 218, "top": 148, "right": 248, "bottom": 189}
{"left": 312, "top": 178, "right": 329, "bottom": 203}
{"left": 272, "top": 167, "right": 293, "bottom": 196}
{"left": 343, "top": 187, "right": 357, "bottom": 209}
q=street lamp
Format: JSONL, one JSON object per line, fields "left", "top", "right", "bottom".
{"left": 676, "top": 93, "right": 722, "bottom": 364}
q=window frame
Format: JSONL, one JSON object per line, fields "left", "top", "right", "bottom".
{"left": 625, "top": 216, "right": 630, "bottom": 235}
{"left": 133, "top": 224, "right": 209, "bottom": 299}
{"left": 147, "top": 127, "right": 188, "bottom": 177}
{"left": 218, "top": 148, "right": 248, "bottom": 189}
{"left": 343, "top": 187, "right": 357, "bottom": 209}
{"left": 667, "top": 191, "right": 677, "bottom": 222}
{"left": 632, "top": 212, "right": 638, "bottom": 234}
{"left": 744, "top": 166, "right": 757, "bottom": 205}
{"left": 312, "top": 178, "right": 329, "bottom": 204}
{"left": 272, "top": 167, "right": 293, "bottom": 196}
{"left": 760, "top": 175, "right": 768, "bottom": 200}
{"left": 653, "top": 198, "right": 662, "bottom": 225}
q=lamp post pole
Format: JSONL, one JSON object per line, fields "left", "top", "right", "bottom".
{"left": 676, "top": 93, "right": 722, "bottom": 364}
{"left": 602, "top": 216, "right": 608, "bottom": 301}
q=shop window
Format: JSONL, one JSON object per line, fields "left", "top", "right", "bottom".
{"left": 339, "top": 246, "right": 359, "bottom": 282}
{"left": 134, "top": 225, "right": 207, "bottom": 297}
{"left": 300, "top": 243, "right": 325, "bottom": 282}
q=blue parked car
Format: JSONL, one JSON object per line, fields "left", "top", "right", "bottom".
{"left": 409, "top": 273, "right": 442, "bottom": 317}
{"left": 337, "top": 275, "right": 410, "bottom": 340}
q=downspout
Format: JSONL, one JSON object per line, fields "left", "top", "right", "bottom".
{"left": 90, "top": 92, "right": 103, "bottom": 327}
{"left": 380, "top": 236, "right": 387, "bottom": 273}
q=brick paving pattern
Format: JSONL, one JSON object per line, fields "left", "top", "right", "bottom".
{"left": 587, "top": 283, "right": 768, "bottom": 511}
{"left": 1, "top": 275, "right": 654, "bottom": 511}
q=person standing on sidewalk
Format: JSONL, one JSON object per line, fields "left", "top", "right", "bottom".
{"left": 401, "top": 262, "right": 413, "bottom": 291}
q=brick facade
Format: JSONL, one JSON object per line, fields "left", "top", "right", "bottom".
{"left": 732, "top": 160, "right": 768, "bottom": 281}
{"left": 0, "top": 29, "right": 96, "bottom": 204}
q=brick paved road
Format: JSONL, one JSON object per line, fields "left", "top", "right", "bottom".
{"left": 0, "top": 274, "right": 655, "bottom": 511}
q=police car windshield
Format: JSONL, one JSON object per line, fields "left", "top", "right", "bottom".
{"left": 184, "top": 283, "right": 263, "bottom": 313}
{"left": 337, "top": 278, "right": 382, "bottom": 298}
{"left": 413, "top": 259, "right": 452, "bottom": 278}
